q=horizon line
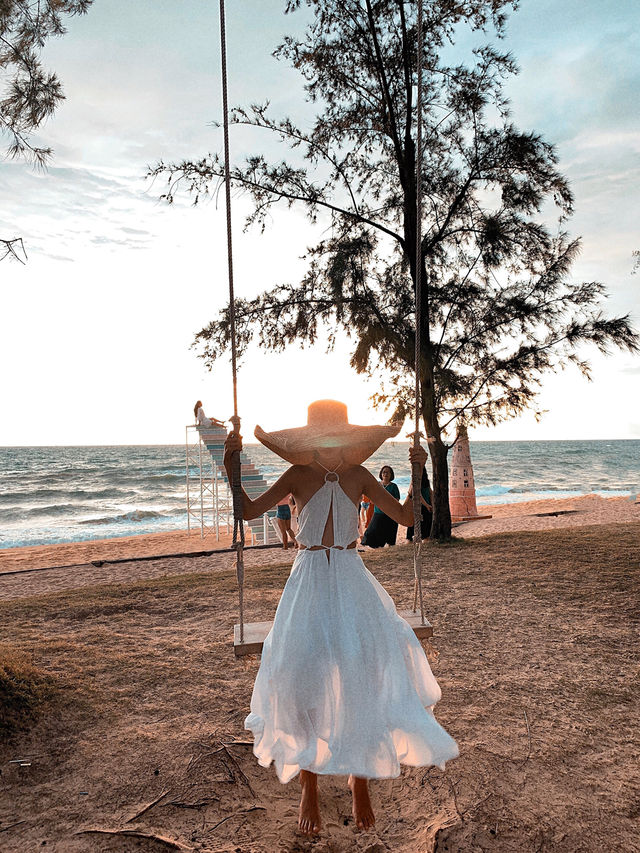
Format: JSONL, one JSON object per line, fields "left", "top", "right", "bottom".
{"left": 2, "top": 437, "right": 639, "bottom": 449}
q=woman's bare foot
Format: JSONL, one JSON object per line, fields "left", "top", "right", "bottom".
{"left": 348, "top": 775, "right": 375, "bottom": 831}
{"left": 298, "top": 770, "right": 321, "bottom": 835}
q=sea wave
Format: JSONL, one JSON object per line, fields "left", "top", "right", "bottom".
{"left": 505, "top": 484, "right": 637, "bottom": 494}
{"left": 78, "top": 509, "right": 170, "bottom": 526}
{"left": 1, "top": 441, "right": 637, "bottom": 549}
{"left": 0, "top": 487, "right": 138, "bottom": 503}
{"left": 81, "top": 472, "right": 187, "bottom": 489}
{"left": 475, "top": 485, "right": 513, "bottom": 497}
{"left": 476, "top": 488, "right": 635, "bottom": 505}
{"left": 2, "top": 503, "right": 96, "bottom": 520}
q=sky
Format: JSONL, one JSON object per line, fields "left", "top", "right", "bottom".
{"left": 1, "top": 0, "right": 639, "bottom": 446}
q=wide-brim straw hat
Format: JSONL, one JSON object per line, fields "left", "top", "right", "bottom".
{"left": 254, "top": 399, "right": 402, "bottom": 466}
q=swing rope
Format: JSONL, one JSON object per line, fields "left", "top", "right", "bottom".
{"left": 219, "top": 0, "right": 245, "bottom": 642}
{"left": 411, "top": 0, "right": 427, "bottom": 625}
{"left": 220, "top": 0, "right": 427, "bottom": 643}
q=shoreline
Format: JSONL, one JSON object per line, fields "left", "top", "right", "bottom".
{"left": 0, "top": 527, "right": 237, "bottom": 574}
{"left": 1, "top": 493, "right": 638, "bottom": 576}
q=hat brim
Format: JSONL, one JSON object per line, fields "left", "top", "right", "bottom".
{"left": 254, "top": 422, "right": 402, "bottom": 466}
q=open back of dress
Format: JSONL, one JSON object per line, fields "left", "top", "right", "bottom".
{"left": 295, "top": 474, "right": 359, "bottom": 551}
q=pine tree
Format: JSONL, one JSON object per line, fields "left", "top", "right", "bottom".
{"left": 151, "top": 0, "right": 639, "bottom": 538}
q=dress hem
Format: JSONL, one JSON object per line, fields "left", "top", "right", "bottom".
{"left": 251, "top": 747, "right": 457, "bottom": 784}
{"left": 246, "top": 713, "right": 459, "bottom": 785}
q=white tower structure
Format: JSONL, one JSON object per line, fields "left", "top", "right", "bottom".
{"left": 449, "top": 423, "right": 492, "bottom": 522}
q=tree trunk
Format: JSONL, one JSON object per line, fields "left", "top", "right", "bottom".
{"left": 400, "top": 95, "right": 449, "bottom": 536}
{"left": 428, "top": 437, "right": 451, "bottom": 540}
{"left": 421, "top": 383, "right": 452, "bottom": 540}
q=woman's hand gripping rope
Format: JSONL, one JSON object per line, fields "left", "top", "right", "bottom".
{"left": 223, "top": 431, "right": 245, "bottom": 547}
{"left": 408, "top": 443, "right": 428, "bottom": 470}
{"left": 225, "top": 430, "right": 246, "bottom": 641}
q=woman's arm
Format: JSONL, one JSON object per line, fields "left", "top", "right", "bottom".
{"left": 361, "top": 471, "right": 413, "bottom": 525}
{"left": 223, "top": 433, "right": 294, "bottom": 520}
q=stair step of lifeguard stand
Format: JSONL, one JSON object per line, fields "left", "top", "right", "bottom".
{"left": 197, "top": 426, "right": 277, "bottom": 544}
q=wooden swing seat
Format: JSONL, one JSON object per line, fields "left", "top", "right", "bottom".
{"left": 234, "top": 610, "right": 433, "bottom": 657}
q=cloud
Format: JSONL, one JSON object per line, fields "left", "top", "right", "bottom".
{"left": 2, "top": 0, "right": 639, "bottom": 444}
{"left": 0, "top": 161, "right": 159, "bottom": 260}
{"left": 506, "top": 4, "right": 640, "bottom": 136}
{"left": 120, "top": 226, "right": 149, "bottom": 236}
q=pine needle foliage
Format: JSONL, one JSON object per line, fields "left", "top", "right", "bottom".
{"left": 150, "top": 0, "right": 638, "bottom": 538}
{"left": 1, "top": 0, "right": 92, "bottom": 260}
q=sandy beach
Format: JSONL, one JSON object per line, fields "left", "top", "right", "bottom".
{"left": 1, "top": 493, "right": 638, "bottom": 588}
{"left": 1, "top": 495, "right": 639, "bottom": 851}
{"left": 456, "top": 493, "right": 640, "bottom": 537}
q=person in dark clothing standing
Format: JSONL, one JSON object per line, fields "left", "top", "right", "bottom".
{"left": 361, "top": 465, "right": 400, "bottom": 547}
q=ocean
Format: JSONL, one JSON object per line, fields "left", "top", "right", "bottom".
{"left": 1, "top": 440, "right": 638, "bottom": 550}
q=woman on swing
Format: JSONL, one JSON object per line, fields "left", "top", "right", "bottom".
{"left": 224, "top": 399, "right": 458, "bottom": 836}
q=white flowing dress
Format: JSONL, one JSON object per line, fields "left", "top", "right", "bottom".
{"left": 245, "top": 474, "right": 459, "bottom": 783}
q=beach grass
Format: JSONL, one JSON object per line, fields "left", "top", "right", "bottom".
{"left": 0, "top": 644, "right": 56, "bottom": 741}
{"left": 0, "top": 522, "right": 638, "bottom": 851}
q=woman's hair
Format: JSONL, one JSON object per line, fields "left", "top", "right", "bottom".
{"left": 421, "top": 466, "right": 431, "bottom": 491}
{"left": 194, "top": 400, "right": 202, "bottom": 419}
{"left": 379, "top": 465, "right": 395, "bottom": 481}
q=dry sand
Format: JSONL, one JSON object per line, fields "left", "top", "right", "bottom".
{"left": 1, "top": 497, "right": 639, "bottom": 852}
{"left": 458, "top": 493, "right": 640, "bottom": 538}
{"left": 0, "top": 527, "right": 239, "bottom": 574}
{"left": 1, "top": 495, "right": 638, "bottom": 602}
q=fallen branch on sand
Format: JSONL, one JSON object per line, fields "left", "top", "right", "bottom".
{"left": 125, "top": 789, "right": 171, "bottom": 823}
{"left": 447, "top": 777, "right": 463, "bottom": 822}
{"left": 0, "top": 542, "right": 285, "bottom": 577}
{"left": 219, "top": 743, "right": 255, "bottom": 796}
{"left": 424, "top": 809, "right": 460, "bottom": 847}
{"left": 532, "top": 510, "right": 579, "bottom": 518}
{"left": 164, "top": 796, "right": 220, "bottom": 809}
{"left": 186, "top": 748, "right": 226, "bottom": 773}
{"left": 205, "top": 806, "right": 266, "bottom": 836}
{"left": 460, "top": 791, "right": 493, "bottom": 817}
{"left": 75, "top": 827, "right": 191, "bottom": 850}
{"left": 0, "top": 821, "right": 26, "bottom": 833}
{"left": 76, "top": 826, "right": 192, "bottom": 848}
{"left": 186, "top": 741, "right": 256, "bottom": 797}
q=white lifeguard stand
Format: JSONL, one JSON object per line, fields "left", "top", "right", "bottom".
{"left": 185, "top": 424, "right": 281, "bottom": 545}
{"left": 185, "top": 425, "right": 232, "bottom": 540}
